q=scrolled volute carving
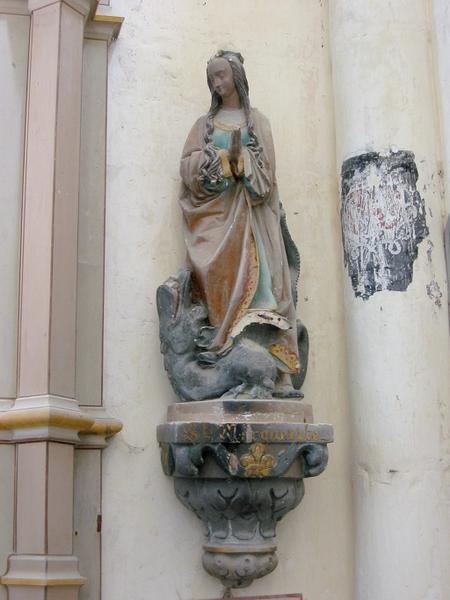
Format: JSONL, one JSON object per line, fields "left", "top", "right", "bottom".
{"left": 160, "top": 440, "right": 329, "bottom": 480}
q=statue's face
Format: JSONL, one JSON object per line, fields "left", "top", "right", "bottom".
{"left": 207, "top": 58, "right": 236, "bottom": 100}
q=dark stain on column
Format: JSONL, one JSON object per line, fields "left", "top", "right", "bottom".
{"left": 341, "top": 151, "right": 428, "bottom": 300}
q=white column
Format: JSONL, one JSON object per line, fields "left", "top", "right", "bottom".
{"left": 330, "top": 2, "right": 450, "bottom": 599}
{"left": 432, "top": 0, "right": 450, "bottom": 218}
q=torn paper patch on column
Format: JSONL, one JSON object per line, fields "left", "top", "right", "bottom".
{"left": 341, "top": 151, "right": 428, "bottom": 300}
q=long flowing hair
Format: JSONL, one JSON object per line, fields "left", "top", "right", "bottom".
{"left": 200, "top": 50, "right": 264, "bottom": 183}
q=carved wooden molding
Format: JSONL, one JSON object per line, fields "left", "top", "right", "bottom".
{"left": 84, "top": 14, "right": 124, "bottom": 43}
{"left": 0, "top": 395, "right": 122, "bottom": 444}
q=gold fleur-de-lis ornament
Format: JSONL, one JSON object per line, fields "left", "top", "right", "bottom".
{"left": 240, "top": 443, "right": 276, "bottom": 477}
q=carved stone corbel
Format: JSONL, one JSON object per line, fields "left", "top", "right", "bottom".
{"left": 158, "top": 399, "right": 332, "bottom": 589}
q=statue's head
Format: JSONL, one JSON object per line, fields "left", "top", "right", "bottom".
{"left": 203, "top": 50, "right": 262, "bottom": 167}
{"left": 206, "top": 50, "right": 249, "bottom": 113}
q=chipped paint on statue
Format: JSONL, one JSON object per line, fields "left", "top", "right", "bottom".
{"left": 341, "top": 151, "right": 428, "bottom": 300}
{"left": 157, "top": 50, "right": 308, "bottom": 401}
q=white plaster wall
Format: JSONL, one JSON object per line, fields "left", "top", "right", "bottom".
{"left": 0, "top": 14, "right": 29, "bottom": 400}
{"left": 330, "top": 2, "right": 450, "bottom": 599}
{"left": 102, "top": 1, "right": 353, "bottom": 599}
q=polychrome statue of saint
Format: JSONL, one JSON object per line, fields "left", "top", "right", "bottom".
{"left": 157, "top": 50, "right": 307, "bottom": 401}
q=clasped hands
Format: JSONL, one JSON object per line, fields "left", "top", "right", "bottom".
{"left": 218, "top": 128, "right": 244, "bottom": 180}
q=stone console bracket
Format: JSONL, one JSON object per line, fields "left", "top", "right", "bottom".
{"left": 157, "top": 399, "right": 333, "bottom": 589}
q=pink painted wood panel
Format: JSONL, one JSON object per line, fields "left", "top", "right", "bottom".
{"left": 16, "top": 443, "right": 47, "bottom": 554}
{"left": 47, "top": 442, "right": 74, "bottom": 554}
{"left": 76, "top": 39, "right": 108, "bottom": 407}
{"left": 49, "top": 2, "right": 84, "bottom": 398}
{"left": 8, "top": 588, "right": 45, "bottom": 600}
{"left": 73, "top": 449, "right": 101, "bottom": 600}
{"left": 19, "top": 1, "right": 85, "bottom": 399}
{"left": 0, "top": 14, "right": 29, "bottom": 399}
{"left": 18, "top": 3, "right": 60, "bottom": 397}
{"left": 47, "top": 588, "right": 79, "bottom": 600}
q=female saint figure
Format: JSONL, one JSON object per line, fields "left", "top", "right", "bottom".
{"left": 178, "top": 50, "right": 302, "bottom": 398}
